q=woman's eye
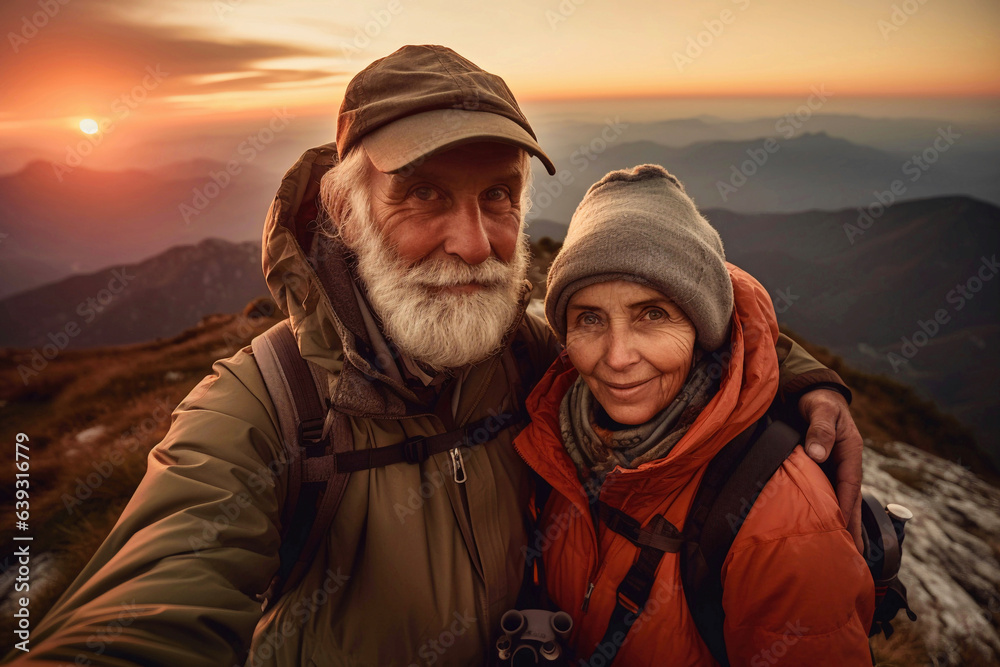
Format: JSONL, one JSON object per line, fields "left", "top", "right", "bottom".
{"left": 412, "top": 186, "right": 437, "bottom": 201}
{"left": 580, "top": 313, "right": 600, "bottom": 326}
{"left": 645, "top": 308, "right": 666, "bottom": 321}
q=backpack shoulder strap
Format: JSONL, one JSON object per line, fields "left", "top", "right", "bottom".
{"left": 516, "top": 470, "right": 554, "bottom": 610}
{"left": 574, "top": 418, "right": 787, "bottom": 667}
{"left": 680, "top": 417, "right": 802, "bottom": 667}
{"left": 251, "top": 319, "right": 352, "bottom": 612}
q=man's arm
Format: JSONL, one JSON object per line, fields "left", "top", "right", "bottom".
{"left": 4, "top": 350, "right": 285, "bottom": 666}
{"left": 775, "top": 333, "right": 864, "bottom": 551}
{"left": 775, "top": 332, "right": 851, "bottom": 403}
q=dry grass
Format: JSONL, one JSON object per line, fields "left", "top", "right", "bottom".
{"left": 0, "top": 298, "right": 281, "bottom": 641}
{"left": 871, "top": 622, "right": 932, "bottom": 666}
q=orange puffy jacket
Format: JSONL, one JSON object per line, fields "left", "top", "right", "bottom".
{"left": 513, "top": 264, "right": 874, "bottom": 666}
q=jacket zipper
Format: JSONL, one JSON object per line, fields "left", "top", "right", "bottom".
{"left": 581, "top": 475, "right": 606, "bottom": 614}
{"left": 582, "top": 582, "right": 595, "bottom": 612}
{"left": 449, "top": 447, "right": 467, "bottom": 484}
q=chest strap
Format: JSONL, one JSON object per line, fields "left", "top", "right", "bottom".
{"left": 584, "top": 419, "right": 766, "bottom": 666}
{"left": 597, "top": 501, "right": 684, "bottom": 553}
{"left": 585, "top": 510, "right": 681, "bottom": 666}
{"left": 301, "top": 410, "right": 526, "bottom": 483}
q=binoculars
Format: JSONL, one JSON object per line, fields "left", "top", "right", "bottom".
{"left": 495, "top": 608, "right": 574, "bottom": 666}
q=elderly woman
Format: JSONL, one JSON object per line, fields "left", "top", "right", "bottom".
{"left": 513, "top": 165, "right": 874, "bottom": 665}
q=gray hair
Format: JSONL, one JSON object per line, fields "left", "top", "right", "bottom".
{"left": 317, "top": 146, "right": 533, "bottom": 242}
{"left": 317, "top": 146, "right": 372, "bottom": 242}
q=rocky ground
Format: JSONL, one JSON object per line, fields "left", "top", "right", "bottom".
{"left": 864, "top": 440, "right": 1000, "bottom": 665}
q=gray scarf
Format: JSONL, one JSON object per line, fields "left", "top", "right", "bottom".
{"left": 559, "top": 355, "right": 719, "bottom": 485}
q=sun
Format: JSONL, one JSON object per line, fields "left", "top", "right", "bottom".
{"left": 79, "top": 118, "right": 99, "bottom": 135}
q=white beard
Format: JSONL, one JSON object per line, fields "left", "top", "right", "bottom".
{"left": 345, "top": 212, "right": 530, "bottom": 371}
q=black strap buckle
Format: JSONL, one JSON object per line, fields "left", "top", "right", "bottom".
{"left": 402, "top": 437, "right": 429, "bottom": 463}
{"left": 298, "top": 417, "right": 325, "bottom": 445}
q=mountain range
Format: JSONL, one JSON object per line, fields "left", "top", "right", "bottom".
{"left": 0, "top": 238, "right": 266, "bottom": 349}
{"left": 3, "top": 115, "right": 998, "bottom": 299}
{"left": 0, "top": 159, "right": 276, "bottom": 298}
{"left": 528, "top": 131, "right": 999, "bottom": 223}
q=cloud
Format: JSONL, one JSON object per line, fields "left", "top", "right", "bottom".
{"left": 1, "top": 0, "right": 348, "bottom": 118}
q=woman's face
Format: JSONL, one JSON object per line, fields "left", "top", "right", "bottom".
{"left": 565, "top": 280, "right": 697, "bottom": 426}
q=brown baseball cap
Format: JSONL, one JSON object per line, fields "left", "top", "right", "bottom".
{"left": 336, "top": 45, "right": 556, "bottom": 175}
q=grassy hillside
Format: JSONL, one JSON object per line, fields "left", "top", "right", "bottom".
{"left": 0, "top": 297, "right": 282, "bottom": 644}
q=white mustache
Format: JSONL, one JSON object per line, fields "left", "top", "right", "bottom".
{"left": 406, "top": 256, "right": 514, "bottom": 289}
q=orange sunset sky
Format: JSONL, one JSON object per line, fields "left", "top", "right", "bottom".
{"left": 0, "top": 0, "right": 998, "bottom": 171}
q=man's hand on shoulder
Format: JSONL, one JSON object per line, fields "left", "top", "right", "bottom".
{"left": 798, "top": 389, "right": 864, "bottom": 553}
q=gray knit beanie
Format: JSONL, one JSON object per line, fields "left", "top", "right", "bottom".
{"left": 545, "top": 164, "right": 733, "bottom": 351}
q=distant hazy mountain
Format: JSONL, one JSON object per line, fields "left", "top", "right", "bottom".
{"left": 0, "top": 159, "right": 277, "bottom": 298}
{"left": 529, "top": 131, "right": 999, "bottom": 222}
{"left": 532, "top": 112, "right": 1000, "bottom": 156}
{"left": 0, "top": 238, "right": 267, "bottom": 349}
{"left": 714, "top": 196, "right": 999, "bottom": 466}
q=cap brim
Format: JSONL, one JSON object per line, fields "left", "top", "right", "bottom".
{"left": 361, "top": 108, "right": 557, "bottom": 176}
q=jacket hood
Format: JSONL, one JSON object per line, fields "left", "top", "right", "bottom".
{"left": 261, "top": 142, "right": 531, "bottom": 418}
{"left": 515, "top": 263, "right": 780, "bottom": 504}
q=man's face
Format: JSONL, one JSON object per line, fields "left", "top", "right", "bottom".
{"left": 368, "top": 141, "right": 526, "bottom": 276}
{"left": 343, "top": 141, "right": 531, "bottom": 370}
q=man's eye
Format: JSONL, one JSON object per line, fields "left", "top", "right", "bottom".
{"left": 412, "top": 186, "right": 437, "bottom": 201}
{"left": 484, "top": 187, "right": 510, "bottom": 202}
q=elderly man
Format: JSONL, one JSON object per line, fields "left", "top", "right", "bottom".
{"left": 8, "top": 45, "right": 862, "bottom": 666}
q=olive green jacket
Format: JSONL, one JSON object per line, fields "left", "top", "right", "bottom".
{"left": 5, "top": 143, "right": 845, "bottom": 667}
